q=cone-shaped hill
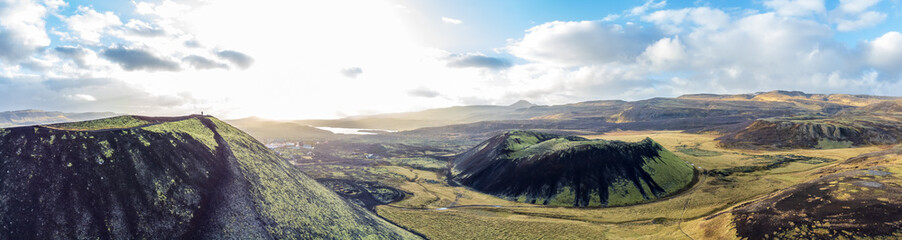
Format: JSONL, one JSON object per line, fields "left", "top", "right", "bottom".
{"left": 450, "top": 130, "right": 695, "bottom": 207}
{"left": 0, "top": 115, "right": 419, "bottom": 239}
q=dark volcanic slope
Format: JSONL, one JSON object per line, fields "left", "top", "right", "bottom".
{"left": 450, "top": 130, "right": 695, "bottom": 207}
{"left": 0, "top": 116, "right": 418, "bottom": 239}
{"left": 732, "top": 168, "right": 902, "bottom": 239}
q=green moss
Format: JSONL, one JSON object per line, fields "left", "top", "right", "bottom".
{"left": 605, "top": 177, "right": 648, "bottom": 206}
{"left": 98, "top": 140, "right": 114, "bottom": 158}
{"left": 675, "top": 146, "right": 722, "bottom": 157}
{"left": 643, "top": 149, "right": 695, "bottom": 194}
{"left": 815, "top": 139, "right": 853, "bottom": 149}
{"left": 504, "top": 134, "right": 606, "bottom": 160}
{"left": 207, "top": 118, "right": 418, "bottom": 239}
{"left": 546, "top": 186, "right": 576, "bottom": 206}
{"left": 142, "top": 118, "right": 218, "bottom": 152}
{"left": 49, "top": 116, "right": 149, "bottom": 131}
{"left": 468, "top": 132, "right": 694, "bottom": 207}
{"left": 137, "top": 134, "right": 151, "bottom": 147}
{"left": 387, "top": 157, "right": 446, "bottom": 172}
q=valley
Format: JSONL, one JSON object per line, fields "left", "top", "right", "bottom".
{"left": 276, "top": 129, "right": 892, "bottom": 239}
{"left": 3, "top": 91, "right": 902, "bottom": 239}
{"left": 244, "top": 91, "right": 902, "bottom": 239}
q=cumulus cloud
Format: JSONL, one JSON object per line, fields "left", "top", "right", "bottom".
{"left": 763, "top": 0, "right": 825, "bottom": 17}
{"left": 215, "top": 50, "right": 254, "bottom": 69}
{"left": 0, "top": 76, "right": 199, "bottom": 113}
{"left": 493, "top": 3, "right": 902, "bottom": 104}
{"left": 63, "top": 6, "right": 122, "bottom": 44}
{"left": 123, "top": 19, "right": 165, "bottom": 37}
{"left": 837, "top": 0, "right": 881, "bottom": 13}
{"left": 101, "top": 46, "right": 180, "bottom": 71}
{"left": 340, "top": 67, "right": 363, "bottom": 78}
{"left": 642, "top": 7, "right": 729, "bottom": 34}
{"left": 182, "top": 55, "right": 229, "bottom": 70}
{"left": 441, "top": 17, "right": 462, "bottom": 24}
{"left": 638, "top": 37, "right": 685, "bottom": 70}
{"left": 445, "top": 53, "right": 512, "bottom": 70}
{"left": 629, "top": 0, "right": 666, "bottom": 16}
{"left": 834, "top": 11, "right": 886, "bottom": 31}
{"left": 830, "top": 0, "right": 886, "bottom": 31}
{"left": 408, "top": 88, "right": 440, "bottom": 98}
{"left": 0, "top": 0, "right": 50, "bottom": 62}
{"left": 53, "top": 46, "right": 90, "bottom": 67}
{"left": 184, "top": 39, "right": 202, "bottom": 48}
{"left": 506, "top": 21, "right": 658, "bottom": 66}
{"left": 865, "top": 32, "right": 902, "bottom": 74}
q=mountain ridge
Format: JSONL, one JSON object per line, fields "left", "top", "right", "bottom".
{"left": 0, "top": 115, "right": 419, "bottom": 239}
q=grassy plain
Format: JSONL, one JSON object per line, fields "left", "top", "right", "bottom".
{"left": 374, "top": 130, "right": 888, "bottom": 239}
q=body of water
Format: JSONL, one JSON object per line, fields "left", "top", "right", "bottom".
{"left": 315, "top": 126, "right": 397, "bottom": 135}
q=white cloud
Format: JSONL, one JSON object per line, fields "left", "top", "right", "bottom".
{"left": 629, "top": 0, "right": 666, "bottom": 16}
{"left": 837, "top": 0, "right": 882, "bottom": 13}
{"left": 506, "top": 21, "right": 657, "bottom": 66}
{"left": 340, "top": 67, "right": 363, "bottom": 78}
{"left": 441, "top": 17, "right": 462, "bottom": 24}
{"left": 43, "top": 0, "right": 66, "bottom": 10}
{"left": 865, "top": 31, "right": 902, "bottom": 73}
{"left": 642, "top": 7, "right": 729, "bottom": 34}
{"left": 601, "top": 14, "right": 620, "bottom": 22}
{"left": 496, "top": 6, "right": 898, "bottom": 104}
{"left": 4, "top": 0, "right": 902, "bottom": 119}
{"left": 830, "top": 0, "right": 886, "bottom": 31}
{"left": 63, "top": 6, "right": 122, "bottom": 44}
{"left": 638, "top": 37, "right": 685, "bottom": 70}
{"left": 834, "top": 11, "right": 886, "bottom": 31}
{"left": 67, "top": 94, "right": 97, "bottom": 101}
{"left": 763, "top": 0, "right": 825, "bottom": 17}
{"left": 0, "top": 0, "right": 51, "bottom": 62}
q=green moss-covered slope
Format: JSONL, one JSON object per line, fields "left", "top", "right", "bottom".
{"left": 0, "top": 115, "right": 419, "bottom": 239}
{"left": 451, "top": 130, "right": 695, "bottom": 207}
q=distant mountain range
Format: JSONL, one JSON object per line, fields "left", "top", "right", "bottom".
{"left": 293, "top": 90, "right": 902, "bottom": 131}
{"left": 11, "top": 90, "right": 902, "bottom": 150}
{"left": 0, "top": 109, "right": 118, "bottom": 128}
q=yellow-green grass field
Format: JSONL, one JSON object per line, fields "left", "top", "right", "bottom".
{"left": 375, "top": 131, "right": 892, "bottom": 239}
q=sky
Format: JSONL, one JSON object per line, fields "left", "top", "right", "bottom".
{"left": 1, "top": 0, "right": 901, "bottom": 119}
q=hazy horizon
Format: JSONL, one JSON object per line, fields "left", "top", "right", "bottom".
{"left": 1, "top": 0, "right": 902, "bottom": 120}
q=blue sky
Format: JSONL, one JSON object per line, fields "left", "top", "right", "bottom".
{"left": 1, "top": 0, "right": 902, "bottom": 119}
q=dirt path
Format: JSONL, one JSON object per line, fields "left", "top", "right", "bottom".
{"left": 677, "top": 166, "right": 706, "bottom": 240}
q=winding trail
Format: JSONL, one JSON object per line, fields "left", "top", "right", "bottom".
{"left": 677, "top": 166, "right": 706, "bottom": 240}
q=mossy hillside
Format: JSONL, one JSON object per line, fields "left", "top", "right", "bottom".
{"left": 508, "top": 146, "right": 693, "bottom": 207}
{"left": 142, "top": 118, "right": 219, "bottom": 152}
{"left": 451, "top": 130, "right": 695, "bottom": 207}
{"left": 205, "top": 118, "right": 418, "bottom": 239}
{"left": 0, "top": 116, "right": 420, "bottom": 239}
{"left": 48, "top": 115, "right": 149, "bottom": 131}
{"left": 0, "top": 121, "right": 225, "bottom": 238}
